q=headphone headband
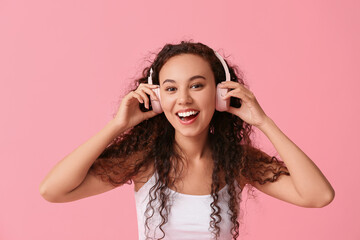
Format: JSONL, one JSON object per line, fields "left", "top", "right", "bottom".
{"left": 213, "top": 50, "right": 230, "bottom": 82}
{"left": 147, "top": 68, "right": 154, "bottom": 85}
{"left": 148, "top": 50, "right": 230, "bottom": 83}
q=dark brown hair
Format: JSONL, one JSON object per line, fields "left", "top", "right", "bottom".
{"left": 89, "top": 40, "right": 290, "bottom": 239}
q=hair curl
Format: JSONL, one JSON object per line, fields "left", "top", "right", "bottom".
{"left": 89, "top": 40, "right": 290, "bottom": 239}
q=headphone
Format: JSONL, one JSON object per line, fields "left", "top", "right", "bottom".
{"left": 147, "top": 50, "right": 230, "bottom": 113}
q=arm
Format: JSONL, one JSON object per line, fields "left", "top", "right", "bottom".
{"left": 39, "top": 83, "right": 160, "bottom": 203}
{"left": 39, "top": 120, "right": 126, "bottom": 203}
{"left": 253, "top": 117, "right": 335, "bottom": 208}
{"left": 220, "top": 81, "right": 335, "bottom": 208}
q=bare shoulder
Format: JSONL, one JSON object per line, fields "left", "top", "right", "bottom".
{"left": 133, "top": 163, "right": 155, "bottom": 192}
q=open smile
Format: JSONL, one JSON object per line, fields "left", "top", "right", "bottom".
{"left": 176, "top": 109, "right": 200, "bottom": 125}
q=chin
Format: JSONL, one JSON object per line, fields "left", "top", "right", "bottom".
{"left": 174, "top": 126, "right": 209, "bottom": 138}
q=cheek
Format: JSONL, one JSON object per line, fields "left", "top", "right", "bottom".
{"left": 159, "top": 95, "right": 177, "bottom": 119}
{"left": 161, "top": 99, "right": 178, "bottom": 126}
{"left": 200, "top": 90, "right": 216, "bottom": 107}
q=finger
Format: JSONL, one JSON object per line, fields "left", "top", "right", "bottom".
{"left": 130, "top": 91, "right": 144, "bottom": 104}
{"left": 218, "top": 81, "right": 242, "bottom": 88}
{"left": 218, "top": 81, "right": 252, "bottom": 94}
{"left": 227, "top": 106, "right": 239, "bottom": 116}
{"left": 138, "top": 86, "right": 159, "bottom": 101}
{"left": 222, "top": 89, "right": 253, "bottom": 101}
{"left": 139, "top": 83, "right": 160, "bottom": 89}
{"left": 135, "top": 89, "right": 150, "bottom": 109}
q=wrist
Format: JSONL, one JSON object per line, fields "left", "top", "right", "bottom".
{"left": 107, "top": 119, "right": 128, "bottom": 136}
{"left": 257, "top": 116, "right": 274, "bottom": 132}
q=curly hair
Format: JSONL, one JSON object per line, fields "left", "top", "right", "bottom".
{"left": 89, "top": 40, "right": 290, "bottom": 239}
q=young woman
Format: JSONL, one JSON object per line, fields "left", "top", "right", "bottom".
{"left": 39, "top": 41, "right": 335, "bottom": 240}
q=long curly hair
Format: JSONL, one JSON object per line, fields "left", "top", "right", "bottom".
{"left": 89, "top": 40, "right": 290, "bottom": 239}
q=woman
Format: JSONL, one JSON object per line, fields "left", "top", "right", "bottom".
{"left": 39, "top": 41, "right": 335, "bottom": 240}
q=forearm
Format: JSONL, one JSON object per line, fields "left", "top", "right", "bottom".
{"left": 258, "top": 117, "right": 335, "bottom": 205}
{"left": 39, "top": 119, "right": 125, "bottom": 198}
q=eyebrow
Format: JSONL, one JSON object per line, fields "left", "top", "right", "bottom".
{"left": 162, "top": 75, "right": 206, "bottom": 84}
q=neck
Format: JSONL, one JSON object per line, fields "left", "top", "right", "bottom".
{"left": 174, "top": 128, "right": 211, "bottom": 165}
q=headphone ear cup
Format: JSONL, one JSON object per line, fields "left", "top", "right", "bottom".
{"left": 151, "top": 87, "right": 163, "bottom": 113}
{"left": 215, "top": 84, "right": 230, "bottom": 112}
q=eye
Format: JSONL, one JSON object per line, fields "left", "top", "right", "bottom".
{"left": 191, "top": 83, "right": 203, "bottom": 89}
{"left": 165, "top": 87, "right": 177, "bottom": 92}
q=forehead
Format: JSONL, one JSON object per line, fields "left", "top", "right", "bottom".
{"left": 159, "top": 54, "right": 213, "bottom": 83}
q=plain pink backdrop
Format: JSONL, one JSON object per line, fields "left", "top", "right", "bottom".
{"left": 0, "top": 0, "right": 359, "bottom": 239}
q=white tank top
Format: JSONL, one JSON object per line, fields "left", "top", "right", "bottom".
{"left": 134, "top": 171, "right": 241, "bottom": 240}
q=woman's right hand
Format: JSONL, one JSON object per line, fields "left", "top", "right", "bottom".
{"left": 113, "top": 83, "right": 160, "bottom": 130}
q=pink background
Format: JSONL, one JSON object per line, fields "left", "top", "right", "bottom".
{"left": 0, "top": 0, "right": 359, "bottom": 239}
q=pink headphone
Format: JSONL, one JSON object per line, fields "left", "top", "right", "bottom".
{"left": 147, "top": 50, "right": 230, "bottom": 113}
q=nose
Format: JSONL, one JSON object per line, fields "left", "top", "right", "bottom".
{"left": 177, "top": 89, "right": 192, "bottom": 105}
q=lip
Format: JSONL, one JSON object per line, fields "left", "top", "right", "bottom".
{"left": 176, "top": 108, "right": 200, "bottom": 125}
{"left": 177, "top": 112, "right": 199, "bottom": 125}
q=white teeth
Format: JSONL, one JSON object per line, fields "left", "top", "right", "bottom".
{"left": 177, "top": 111, "right": 199, "bottom": 117}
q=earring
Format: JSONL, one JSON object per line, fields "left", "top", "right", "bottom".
{"left": 210, "top": 125, "right": 215, "bottom": 134}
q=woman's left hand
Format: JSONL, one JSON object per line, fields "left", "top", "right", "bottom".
{"left": 219, "top": 81, "right": 269, "bottom": 128}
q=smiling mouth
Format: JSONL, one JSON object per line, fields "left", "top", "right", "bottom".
{"left": 176, "top": 111, "right": 199, "bottom": 121}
